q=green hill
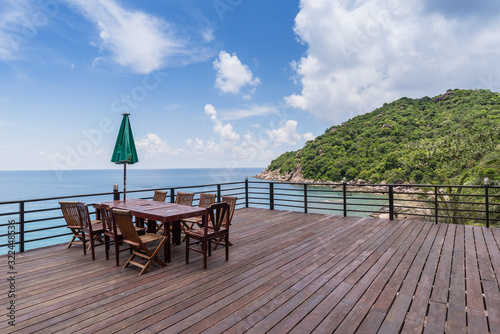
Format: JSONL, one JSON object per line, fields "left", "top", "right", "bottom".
{"left": 264, "top": 89, "right": 500, "bottom": 184}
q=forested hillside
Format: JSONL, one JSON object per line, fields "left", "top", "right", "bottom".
{"left": 265, "top": 89, "right": 500, "bottom": 184}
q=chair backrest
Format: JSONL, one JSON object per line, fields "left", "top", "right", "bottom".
{"left": 76, "top": 202, "right": 92, "bottom": 230}
{"left": 112, "top": 209, "right": 143, "bottom": 246}
{"left": 153, "top": 190, "right": 167, "bottom": 202}
{"left": 100, "top": 205, "right": 116, "bottom": 234}
{"left": 206, "top": 202, "right": 230, "bottom": 233}
{"left": 175, "top": 192, "right": 194, "bottom": 206}
{"left": 221, "top": 196, "right": 237, "bottom": 225}
{"left": 59, "top": 201, "right": 81, "bottom": 229}
{"left": 198, "top": 193, "right": 216, "bottom": 208}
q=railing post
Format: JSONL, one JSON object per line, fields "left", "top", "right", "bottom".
{"left": 304, "top": 184, "right": 308, "bottom": 214}
{"left": 388, "top": 185, "right": 394, "bottom": 221}
{"left": 113, "top": 182, "right": 120, "bottom": 200}
{"left": 485, "top": 178, "right": 490, "bottom": 228}
{"left": 170, "top": 188, "right": 175, "bottom": 203}
{"left": 217, "top": 184, "right": 222, "bottom": 202}
{"left": 245, "top": 177, "right": 249, "bottom": 208}
{"left": 343, "top": 180, "right": 347, "bottom": 217}
{"left": 19, "top": 202, "right": 25, "bottom": 253}
{"left": 434, "top": 186, "right": 439, "bottom": 224}
{"left": 270, "top": 182, "right": 274, "bottom": 210}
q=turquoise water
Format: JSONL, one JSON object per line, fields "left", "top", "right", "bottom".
{"left": 0, "top": 168, "right": 387, "bottom": 253}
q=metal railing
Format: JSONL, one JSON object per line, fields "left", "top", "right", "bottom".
{"left": 1, "top": 179, "right": 499, "bottom": 254}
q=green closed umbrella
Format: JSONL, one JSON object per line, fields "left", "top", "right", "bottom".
{"left": 111, "top": 113, "right": 138, "bottom": 201}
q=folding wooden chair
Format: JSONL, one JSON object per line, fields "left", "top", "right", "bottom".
{"left": 59, "top": 201, "right": 86, "bottom": 253}
{"left": 175, "top": 191, "right": 194, "bottom": 206}
{"left": 180, "top": 193, "right": 216, "bottom": 234}
{"left": 101, "top": 205, "right": 145, "bottom": 266}
{"left": 213, "top": 196, "right": 237, "bottom": 249}
{"left": 77, "top": 202, "right": 105, "bottom": 261}
{"left": 112, "top": 208, "right": 168, "bottom": 275}
{"left": 185, "top": 202, "right": 230, "bottom": 269}
{"left": 153, "top": 190, "right": 167, "bottom": 202}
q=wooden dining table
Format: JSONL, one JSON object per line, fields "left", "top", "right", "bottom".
{"left": 93, "top": 198, "right": 206, "bottom": 263}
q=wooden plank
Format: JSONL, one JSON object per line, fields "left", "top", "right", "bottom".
{"left": 464, "top": 225, "right": 489, "bottom": 333}
{"left": 377, "top": 222, "right": 441, "bottom": 333}
{"left": 446, "top": 225, "right": 467, "bottom": 333}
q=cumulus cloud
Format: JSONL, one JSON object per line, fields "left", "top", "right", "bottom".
{"left": 67, "top": 0, "right": 211, "bottom": 73}
{"left": 191, "top": 105, "right": 313, "bottom": 163}
{"left": 135, "top": 133, "right": 178, "bottom": 156}
{"left": 286, "top": 0, "right": 500, "bottom": 123}
{"left": 266, "top": 120, "right": 311, "bottom": 147}
{"left": 205, "top": 104, "right": 240, "bottom": 142}
{"left": 214, "top": 50, "right": 260, "bottom": 95}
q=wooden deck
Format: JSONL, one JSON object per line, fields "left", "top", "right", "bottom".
{"left": 3, "top": 207, "right": 500, "bottom": 333}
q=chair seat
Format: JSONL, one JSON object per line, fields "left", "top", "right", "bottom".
{"left": 185, "top": 226, "right": 227, "bottom": 238}
{"left": 182, "top": 217, "right": 203, "bottom": 224}
{"left": 104, "top": 226, "right": 144, "bottom": 238}
{"left": 140, "top": 233, "right": 165, "bottom": 244}
{"left": 84, "top": 222, "right": 104, "bottom": 233}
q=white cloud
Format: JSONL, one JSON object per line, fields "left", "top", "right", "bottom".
{"left": 286, "top": 0, "right": 500, "bottom": 123}
{"left": 67, "top": 0, "right": 211, "bottom": 74}
{"left": 303, "top": 132, "right": 315, "bottom": 141}
{"left": 0, "top": 0, "right": 40, "bottom": 60}
{"left": 213, "top": 50, "right": 260, "bottom": 95}
{"left": 135, "top": 133, "right": 178, "bottom": 156}
{"left": 205, "top": 104, "right": 240, "bottom": 142}
{"left": 185, "top": 105, "right": 314, "bottom": 165}
{"left": 216, "top": 105, "right": 279, "bottom": 121}
{"left": 266, "top": 120, "right": 304, "bottom": 146}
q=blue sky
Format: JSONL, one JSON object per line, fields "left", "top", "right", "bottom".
{"left": 1, "top": 0, "right": 500, "bottom": 173}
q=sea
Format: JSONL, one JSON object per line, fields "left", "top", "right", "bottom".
{"left": 0, "top": 168, "right": 386, "bottom": 253}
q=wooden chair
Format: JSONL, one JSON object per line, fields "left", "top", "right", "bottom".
{"left": 185, "top": 202, "right": 230, "bottom": 269}
{"left": 147, "top": 190, "right": 167, "bottom": 232}
{"left": 59, "top": 201, "right": 86, "bottom": 253}
{"left": 180, "top": 193, "right": 216, "bottom": 233}
{"left": 175, "top": 191, "right": 194, "bottom": 206}
{"left": 153, "top": 190, "right": 167, "bottom": 202}
{"left": 101, "top": 205, "right": 145, "bottom": 266}
{"left": 213, "top": 196, "right": 237, "bottom": 249}
{"left": 112, "top": 208, "right": 168, "bottom": 275}
{"left": 76, "top": 202, "right": 105, "bottom": 261}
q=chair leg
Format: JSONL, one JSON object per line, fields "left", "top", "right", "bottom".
{"left": 185, "top": 235, "right": 190, "bottom": 264}
{"left": 225, "top": 236, "right": 229, "bottom": 261}
{"left": 104, "top": 235, "right": 110, "bottom": 260}
{"left": 67, "top": 235, "right": 77, "bottom": 249}
{"left": 203, "top": 239, "right": 207, "bottom": 269}
{"left": 138, "top": 240, "right": 167, "bottom": 276}
{"left": 90, "top": 234, "right": 96, "bottom": 261}
{"left": 81, "top": 232, "right": 87, "bottom": 255}
{"left": 114, "top": 238, "right": 120, "bottom": 266}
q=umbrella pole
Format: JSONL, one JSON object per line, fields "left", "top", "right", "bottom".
{"left": 123, "top": 163, "right": 127, "bottom": 202}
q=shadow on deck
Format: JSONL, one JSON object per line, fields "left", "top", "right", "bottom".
{"left": 2, "top": 207, "right": 500, "bottom": 333}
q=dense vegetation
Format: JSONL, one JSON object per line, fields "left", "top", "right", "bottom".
{"left": 268, "top": 89, "right": 500, "bottom": 184}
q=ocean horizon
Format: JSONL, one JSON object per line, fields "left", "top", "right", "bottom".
{"left": 0, "top": 167, "right": 265, "bottom": 202}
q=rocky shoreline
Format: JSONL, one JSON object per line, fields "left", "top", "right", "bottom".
{"left": 255, "top": 168, "right": 433, "bottom": 221}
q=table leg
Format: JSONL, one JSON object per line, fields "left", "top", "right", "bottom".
{"left": 165, "top": 222, "right": 171, "bottom": 262}
{"left": 148, "top": 220, "right": 158, "bottom": 233}
{"left": 172, "top": 221, "right": 181, "bottom": 245}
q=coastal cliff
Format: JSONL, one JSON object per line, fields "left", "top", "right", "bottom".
{"left": 259, "top": 89, "right": 500, "bottom": 185}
